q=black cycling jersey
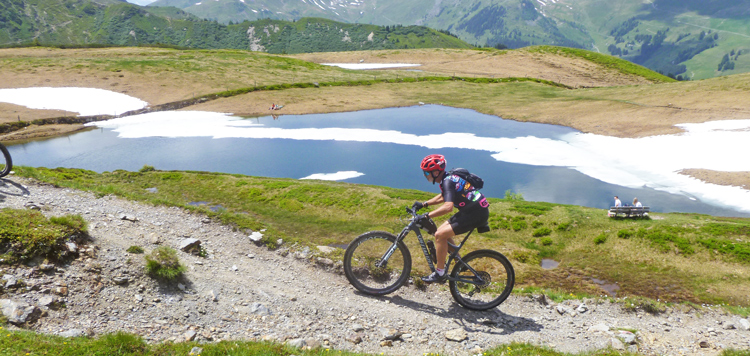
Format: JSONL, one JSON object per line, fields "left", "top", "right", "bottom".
{"left": 440, "top": 173, "right": 490, "bottom": 211}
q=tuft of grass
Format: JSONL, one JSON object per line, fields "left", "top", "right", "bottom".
{"left": 623, "top": 296, "right": 668, "bottom": 315}
{"left": 145, "top": 247, "right": 186, "bottom": 280}
{"left": 594, "top": 233, "right": 608, "bottom": 245}
{"left": 0, "top": 209, "right": 88, "bottom": 264}
{"left": 533, "top": 227, "right": 552, "bottom": 237}
{"left": 617, "top": 229, "right": 634, "bottom": 239}
{"left": 511, "top": 201, "right": 554, "bottom": 216}
{"left": 541, "top": 237, "right": 553, "bottom": 246}
{"left": 139, "top": 165, "right": 156, "bottom": 173}
{"left": 126, "top": 246, "right": 144, "bottom": 254}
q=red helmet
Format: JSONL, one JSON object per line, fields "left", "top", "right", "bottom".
{"left": 420, "top": 154, "right": 446, "bottom": 172}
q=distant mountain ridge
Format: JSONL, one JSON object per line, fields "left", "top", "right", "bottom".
{"left": 147, "top": 0, "right": 750, "bottom": 79}
{"left": 0, "top": 1, "right": 470, "bottom": 53}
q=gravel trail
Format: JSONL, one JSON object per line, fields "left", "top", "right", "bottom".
{"left": 1, "top": 177, "right": 749, "bottom": 355}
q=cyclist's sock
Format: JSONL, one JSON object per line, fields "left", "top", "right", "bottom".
{"left": 436, "top": 268, "right": 445, "bottom": 276}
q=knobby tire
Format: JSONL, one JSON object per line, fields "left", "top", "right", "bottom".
{"left": 449, "top": 249, "right": 514, "bottom": 310}
{"left": 0, "top": 144, "right": 11, "bottom": 178}
{"left": 343, "top": 231, "right": 412, "bottom": 296}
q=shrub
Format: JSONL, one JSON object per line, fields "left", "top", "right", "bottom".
{"left": 139, "top": 165, "right": 155, "bottom": 173}
{"left": 512, "top": 250, "right": 540, "bottom": 264}
{"left": 556, "top": 222, "right": 572, "bottom": 231}
{"left": 594, "top": 233, "right": 608, "bottom": 244}
{"left": 617, "top": 230, "right": 634, "bottom": 239}
{"left": 145, "top": 247, "right": 186, "bottom": 280}
{"left": 512, "top": 220, "right": 528, "bottom": 231}
{"left": 540, "top": 237, "right": 553, "bottom": 246}
{"left": 623, "top": 296, "right": 667, "bottom": 314}
{"left": 533, "top": 227, "right": 552, "bottom": 237}
{"left": 504, "top": 189, "right": 525, "bottom": 201}
{"left": 127, "top": 246, "right": 144, "bottom": 254}
{"left": 532, "top": 221, "right": 544, "bottom": 228}
{"left": 511, "top": 201, "right": 554, "bottom": 216}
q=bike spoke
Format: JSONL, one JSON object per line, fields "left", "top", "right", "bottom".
{"left": 449, "top": 250, "right": 514, "bottom": 310}
{"left": 344, "top": 232, "right": 411, "bottom": 296}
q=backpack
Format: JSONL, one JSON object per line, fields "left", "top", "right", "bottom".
{"left": 448, "top": 168, "right": 484, "bottom": 190}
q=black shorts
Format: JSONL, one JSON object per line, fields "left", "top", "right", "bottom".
{"left": 449, "top": 207, "right": 490, "bottom": 235}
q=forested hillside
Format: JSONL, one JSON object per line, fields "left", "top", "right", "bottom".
{"left": 0, "top": 1, "right": 471, "bottom": 53}
{"left": 148, "top": 0, "right": 750, "bottom": 79}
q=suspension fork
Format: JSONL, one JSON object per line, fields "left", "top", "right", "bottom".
{"left": 375, "top": 225, "right": 413, "bottom": 269}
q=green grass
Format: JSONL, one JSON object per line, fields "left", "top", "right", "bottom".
{"left": 13, "top": 329, "right": 750, "bottom": 356}
{"left": 0, "top": 208, "right": 87, "bottom": 264}
{"left": 144, "top": 246, "right": 186, "bottom": 280}
{"left": 525, "top": 46, "right": 676, "bottom": 83}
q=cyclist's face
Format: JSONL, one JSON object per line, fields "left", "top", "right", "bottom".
{"left": 423, "top": 170, "right": 435, "bottom": 182}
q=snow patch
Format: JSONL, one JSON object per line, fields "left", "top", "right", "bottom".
{"left": 321, "top": 63, "right": 420, "bottom": 70}
{"left": 301, "top": 171, "right": 364, "bottom": 181}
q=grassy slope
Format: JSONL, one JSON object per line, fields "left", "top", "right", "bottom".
{"left": 13, "top": 166, "right": 750, "bottom": 309}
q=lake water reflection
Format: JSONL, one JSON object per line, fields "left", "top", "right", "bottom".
{"left": 6, "top": 105, "right": 749, "bottom": 217}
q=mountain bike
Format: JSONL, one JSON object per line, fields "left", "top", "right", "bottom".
{"left": 343, "top": 204, "right": 514, "bottom": 310}
{"left": 0, "top": 142, "right": 11, "bottom": 178}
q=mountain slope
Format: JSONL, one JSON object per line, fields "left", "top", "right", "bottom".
{"left": 0, "top": 1, "right": 471, "bottom": 53}
{"left": 147, "top": 0, "right": 750, "bottom": 79}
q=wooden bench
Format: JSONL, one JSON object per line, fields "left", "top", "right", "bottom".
{"left": 608, "top": 206, "right": 650, "bottom": 218}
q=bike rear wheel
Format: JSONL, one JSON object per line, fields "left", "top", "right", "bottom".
{"left": 0, "top": 144, "right": 11, "bottom": 178}
{"left": 449, "top": 249, "right": 514, "bottom": 310}
{"left": 343, "top": 231, "right": 412, "bottom": 296}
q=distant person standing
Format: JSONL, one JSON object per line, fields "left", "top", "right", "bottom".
{"left": 614, "top": 196, "right": 622, "bottom": 207}
{"left": 633, "top": 198, "right": 642, "bottom": 207}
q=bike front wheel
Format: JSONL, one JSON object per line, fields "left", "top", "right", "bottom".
{"left": 449, "top": 249, "right": 515, "bottom": 310}
{"left": 0, "top": 144, "right": 11, "bottom": 178}
{"left": 343, "top": 231, "right": 412, "bottom": 296}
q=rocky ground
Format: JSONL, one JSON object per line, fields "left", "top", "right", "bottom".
{"left": 1, "top": 176, "right": 749, "bottom": 355}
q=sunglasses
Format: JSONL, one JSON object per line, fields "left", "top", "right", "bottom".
{"left": 423, "top": 171, "right": 432, "bottom": 177}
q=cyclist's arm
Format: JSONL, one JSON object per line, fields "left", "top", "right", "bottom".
{"left": 424, "top": 193, "right": 443, "bottom": 207}
{"left": 427, "top": 201, "right": 454, "bottom": 219}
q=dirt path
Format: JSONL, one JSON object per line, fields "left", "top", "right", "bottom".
{"left": 1, "top": 177, "right": 749, "bottom": 355}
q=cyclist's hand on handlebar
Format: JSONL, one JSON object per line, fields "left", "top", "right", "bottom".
{"left": 418, "top": 212, "right": 431, "bottom": 221}
{"left": 412, "top": 201, "right": 425, "bottom": 211}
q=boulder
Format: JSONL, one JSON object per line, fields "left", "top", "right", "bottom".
{"left": 179, "top": 238, "right": 201, "bottom": 253}
{"left": 1, "top": 299, "right": 41, "bottom": 325}
{"left": 445, "top": 328, "right": 468, "bottom": 342}
{"left": 588, "top": 323, "right": 610, "bottom": 333}
{"left": 249, "top": 302, "right": 271, "bottom": 315}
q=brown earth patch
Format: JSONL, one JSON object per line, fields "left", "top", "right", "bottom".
{"left": 521, "top": 266, "right": 699, "bottom": 303}
{"left": 289, "top": 48, "right": 654, "bottom": 88}
{"left": 0, "top": 123, "right": 91, "bottom": 143}
{"left": 678, "top": 169, "right": 750, "bottom": 190}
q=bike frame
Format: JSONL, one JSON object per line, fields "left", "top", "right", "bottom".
{"left": 376, "top": 207, "right": 488, "bottom": 286}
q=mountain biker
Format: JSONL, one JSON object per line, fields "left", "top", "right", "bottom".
{"left": 414, "top": 154, "right": 490, "bottom": 283}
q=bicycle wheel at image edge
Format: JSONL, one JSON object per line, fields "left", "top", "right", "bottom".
{"left": 0, "top": 144, "right": 11, "bottom": 178}
{"left": 343, "top": 231, "right": 412, "bottom": 296}
{"left": 449, "top": 249, "right": 515, "bottom": 310}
